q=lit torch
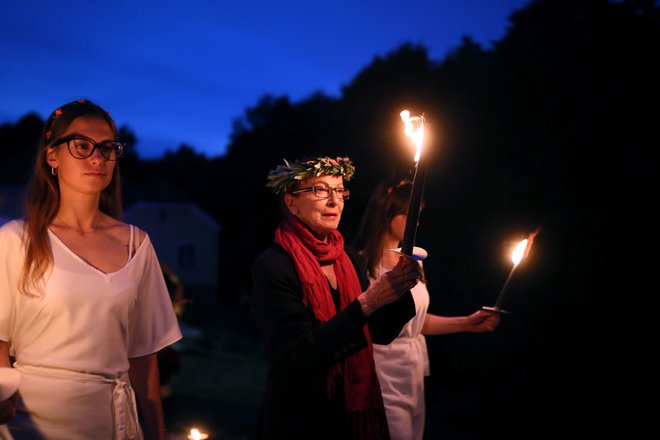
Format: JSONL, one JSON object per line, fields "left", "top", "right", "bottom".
{"left": 483, "top": 227, "right": 541, "bottom": 313}
{"left": 187, "top": 428, "right": 209, "bottom": 440}
{"left": 399, "top": 110, "right": 427, "bottom": 258}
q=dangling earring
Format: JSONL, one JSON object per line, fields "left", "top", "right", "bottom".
{"left": 51, "top": 166, "right": 57, "bottom": 176}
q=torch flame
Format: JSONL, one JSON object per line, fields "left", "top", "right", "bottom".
{"left": 524, "top": 226, "right": 541, "bottom": 259}
{"left": 188, "top": 428, "right": 209, "bottom": 440}
{"left": 510, "top": 227, "right": 541, "bottom": 267}
{"left": 400, "top": 110, "right": 424, "bottom": 163}
{"left": 511, "top": 239, "right": 528, "bottom": 266}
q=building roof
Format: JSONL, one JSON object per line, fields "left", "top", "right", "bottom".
{"left": 124, "top": 200, "right": 220, "bottom": 231}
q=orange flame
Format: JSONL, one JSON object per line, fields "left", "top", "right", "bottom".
{"left": 188, "top": 428, "right": 209, "bottom": 440}
{"left": 511, "top": 239, "right": 528, "bottom": 266}
{"left": 400, "top": 110, "right": 424, "bottom": 163}
{"left": 511, "top": 227, "right": 541, "bottom": 266}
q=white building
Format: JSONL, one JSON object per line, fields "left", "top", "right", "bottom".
{"left": 124, "top": 201, "right": 221, "bottom": 304}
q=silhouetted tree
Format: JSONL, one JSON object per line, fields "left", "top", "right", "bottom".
{"left": 0, "top": 113, "right": 43, "bottom": 184}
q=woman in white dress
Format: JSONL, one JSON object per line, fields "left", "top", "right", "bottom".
{"left": 0, "top": 99, "right": 182, "bottom": 439}
{"left": 353, "top": 178, "right": 501, "bottom": 440}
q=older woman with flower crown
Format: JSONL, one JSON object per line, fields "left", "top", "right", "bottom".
{"left": 251, "top": 157, "right": 421, "bottom": 440}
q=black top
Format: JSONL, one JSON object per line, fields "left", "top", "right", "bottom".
{"left": 250, "top": 244, "right": 415, "bottom": 439}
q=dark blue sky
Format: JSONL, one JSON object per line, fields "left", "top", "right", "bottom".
{"left": 1, "top": 0, "right": 529, "bottom": 159}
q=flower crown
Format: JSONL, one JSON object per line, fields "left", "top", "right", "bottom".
{"left": 267, "top": 156, "right": 355, "bottom": 195}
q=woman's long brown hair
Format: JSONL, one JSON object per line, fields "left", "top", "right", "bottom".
{"left": 19, "top": 99, "right": 123, "bottom": 296}
{"left": 353, "top": 177, "right": 422, "bottom": 280}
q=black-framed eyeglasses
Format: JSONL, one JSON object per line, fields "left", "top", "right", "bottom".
{"left": 52, "top": 135, "right": 125, "bottom": 161}
{"left": 292, "top": 185, "right": 350, "bottom": 200}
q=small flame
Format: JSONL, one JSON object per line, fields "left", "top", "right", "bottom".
{"left": 188, "top": 428, "right": 209, "bottom": 440}
{"left": 400, "top": 110, "right": 424, "bottom": 163}
{"left": 511, "top": 239, "right": 528, "bottom": 266}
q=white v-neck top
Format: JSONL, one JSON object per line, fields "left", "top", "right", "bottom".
{"left": 0, "top": 219, "right": 182, "bottom": 376}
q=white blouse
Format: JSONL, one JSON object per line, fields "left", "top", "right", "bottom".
{"left": 0, "top": 219, "right": 182, "bottom": 376}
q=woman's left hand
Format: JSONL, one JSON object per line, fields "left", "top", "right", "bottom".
{"left": 464, "top": 309, "right": 501, "bottom": 333}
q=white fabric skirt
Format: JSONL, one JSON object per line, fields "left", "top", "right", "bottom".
{"left": 7, "top": 364, "right": 142, "bottom": 440}
{"left": 373, "top": 335, "right": 428, "bottom": 440}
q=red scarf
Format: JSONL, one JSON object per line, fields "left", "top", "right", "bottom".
{"left": 274, "top": 215, "right": 388, "bottom": 438}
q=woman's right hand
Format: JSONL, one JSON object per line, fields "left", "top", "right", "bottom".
{"left": 359, "top": 256, "right": 420, "bottom": 317}
{"left": 0, "top": 397, "right": 16, "bottom": 424}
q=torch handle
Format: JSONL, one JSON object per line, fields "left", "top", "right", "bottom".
{"left": 493, "top": 265, "right": 517, "bottom": 309}
{"left": 401, "top": 159, "right": 428, "bottom": 256}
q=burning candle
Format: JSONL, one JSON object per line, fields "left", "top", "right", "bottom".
{"left": 399, "top": 110, "right": 427, "bottom": 256}
{"left": 483, "top": 227, "right": 541, "bottom": 313}
{"left": 187, "top": 428, "right": 209, "bottom": 440}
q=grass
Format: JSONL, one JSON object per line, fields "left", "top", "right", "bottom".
{"left": 163, "top": 302, "right": 266, "bottom": 440}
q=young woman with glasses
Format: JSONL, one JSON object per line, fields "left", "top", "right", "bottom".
{"left": 251, "top": 157, "right": 421, "bottom": 439}
{"left": 0, "top": 99, "right": 181, "bottom": 439}
{"left": 353, "top": 177, "right": 501, "bottom": 440}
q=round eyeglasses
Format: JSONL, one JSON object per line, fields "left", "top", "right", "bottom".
{"left": 292, "top": 185, "right": 350, "bottom": 200}
{"left": 52, "top": 136, "right": 125, "bottom": 161}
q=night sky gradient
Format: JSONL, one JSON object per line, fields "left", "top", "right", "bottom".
{"left": 1, "top": 0, "right": 529, "bottom": 158}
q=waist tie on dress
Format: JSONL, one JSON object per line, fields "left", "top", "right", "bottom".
{"left": 390, "top": 335, "right": 422, "bottom": 343}
{"left": 13, "top": 363, "right": 143, "bottom": 440}
{"left": 376, "top": 333, "right": 430, "bottom": 376}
